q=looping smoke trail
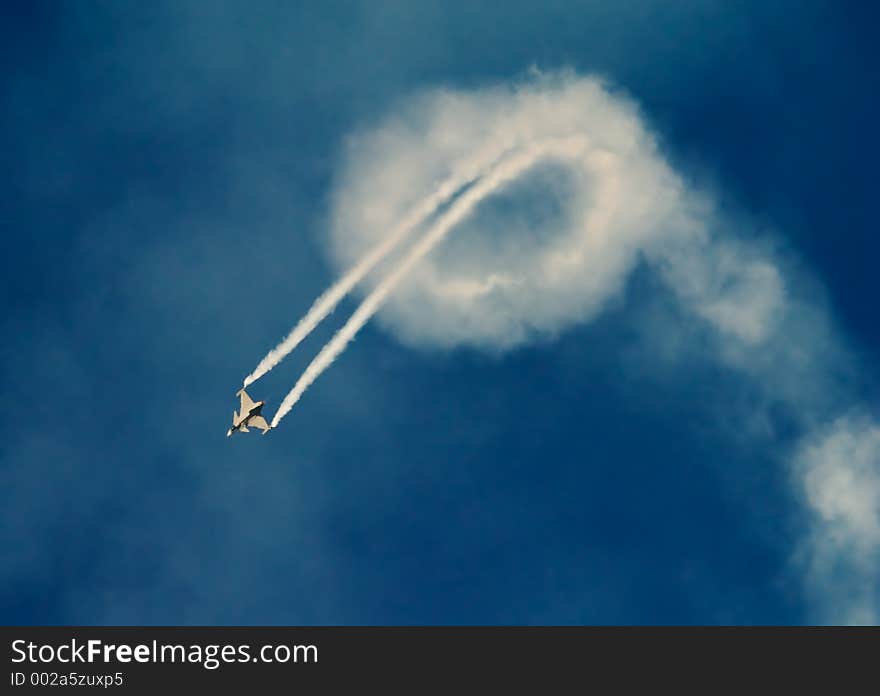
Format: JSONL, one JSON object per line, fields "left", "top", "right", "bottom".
{"left": 271, "top": 135, "right": 588, "bottom": 426}
{"left": 258, "top": 72, "right": 880, "bottom": 622}
{"left": 242, "top": 136, "right": 523, "bottom": 387}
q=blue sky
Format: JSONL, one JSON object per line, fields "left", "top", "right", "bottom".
{"left": 2, "top": 1, "right": 878, "bottom": 624}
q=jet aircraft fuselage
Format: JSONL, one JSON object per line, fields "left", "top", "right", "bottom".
{"left": 227, "top": 388, "right": 271, "bottom": 436}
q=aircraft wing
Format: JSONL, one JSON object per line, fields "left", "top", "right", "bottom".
{"left": 248, "top": 415, "right": 271, "bottom": 434}
{"left": 237, "top": 389, "right": 256, "bottom": 414}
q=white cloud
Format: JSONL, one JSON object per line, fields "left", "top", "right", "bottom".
{"left": 795, "top": 415, "right": 880, "bottom": 624}
{"left": 318, "top": 71, "right": 880, "bottom": 623}
{"left": 328, "top": 73, "right": 706, "bottom": 350}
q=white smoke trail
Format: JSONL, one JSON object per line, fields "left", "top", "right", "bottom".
{"left": 271, "top": 135, "right": 588, "bottom": 426}
{"left": 265, "top": 73, "right": 880, "bottom": 622}
{"left": 242, "top": 136, "right": 522, "bottom": 387}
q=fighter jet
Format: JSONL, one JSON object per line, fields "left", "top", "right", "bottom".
{"left": 227, "top": 388, "right": 271, "bottom": 436}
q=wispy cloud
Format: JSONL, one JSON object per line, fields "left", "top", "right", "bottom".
{"left": 795, "top": 415, "right": 880, "bottom": 624}
{"left": 275, "top": 70, "right": 879, "bottom": 622}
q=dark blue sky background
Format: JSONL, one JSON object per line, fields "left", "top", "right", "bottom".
{"left": 2, "top": 1, "right": 878, "bottom": 624}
